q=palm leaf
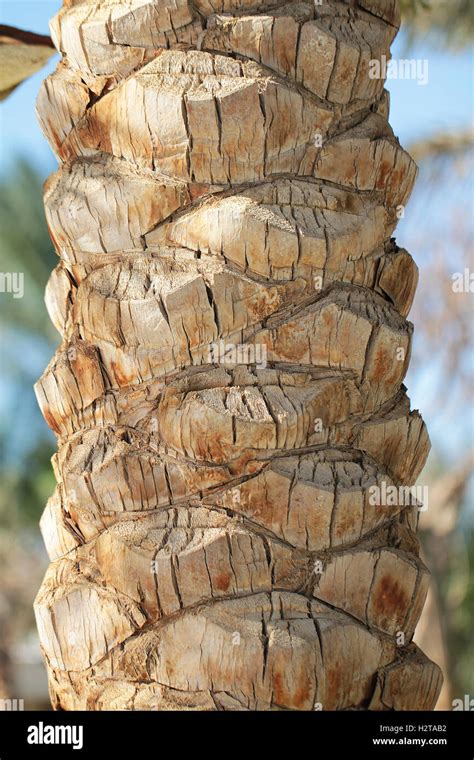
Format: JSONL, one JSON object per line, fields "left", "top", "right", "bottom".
{"left": 0, "top": 25, "right": 55, "bottom": 101}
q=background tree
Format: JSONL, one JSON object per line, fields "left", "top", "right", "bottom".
{"left": 0, "top": 164, "right": 56, "bottom": 705}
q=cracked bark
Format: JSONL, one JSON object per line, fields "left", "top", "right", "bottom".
{"left": 35, "top": 0, "right": 442, "bottom": 711}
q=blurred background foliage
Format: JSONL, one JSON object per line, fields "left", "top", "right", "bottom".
{"left": 401, "top": 0, "right": 474, "bottom": 48}
{"left": 0, "top": 0, "right": 472, "bottom": 708}
{"left": 0, "top": 163, "right": 57, "bottom": 704}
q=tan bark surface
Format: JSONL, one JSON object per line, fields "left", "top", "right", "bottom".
{"left": 35, "top": 0, "right": 442, "bottom": 711}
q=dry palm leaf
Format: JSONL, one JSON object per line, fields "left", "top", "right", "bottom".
{"left": 0, "top": 25, "right": 55, "bottom": 101}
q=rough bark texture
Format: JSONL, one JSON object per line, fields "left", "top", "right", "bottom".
{"left": 35, "top": 0, "right": 442, "bottom": 711}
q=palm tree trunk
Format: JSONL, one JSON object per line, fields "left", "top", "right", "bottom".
{"left": 34, "top": 0, "right": 442, "bottom": 711}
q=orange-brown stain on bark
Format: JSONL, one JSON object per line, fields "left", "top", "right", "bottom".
{"left": 325, "top": 666, "right": 342, "bottom": 709}
{"left": 332, "top": 509, "right": 359, "bottom": 542}
{"left": 272, "top": 671, "right": 284, "bottom": 705}
{"left": 42, "top": 406, "right": 61, "bottom": 435}
{"left": 271, "top": 669, "right": 312, "bottom": 710}
{"left": 376, "top": 159, "right": 392, "bottom": 190}
{"left": 214, "top": 572, "right": 231, "bottom": 592}
{"left": 110, "top": 361, "right": 137, "bottom": 387}
{"left": 291, "top": 680, "right": 312, "bottom": 710}
{"left": 373, "top": 574, "right": 408, "bottom": 622}
{"left": 369, "top": 345, "right": 392, "bottom": 383}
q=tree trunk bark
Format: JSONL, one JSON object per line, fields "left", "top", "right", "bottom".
{"left": 34, "top": 0, "right": 443, "bottom": 711}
